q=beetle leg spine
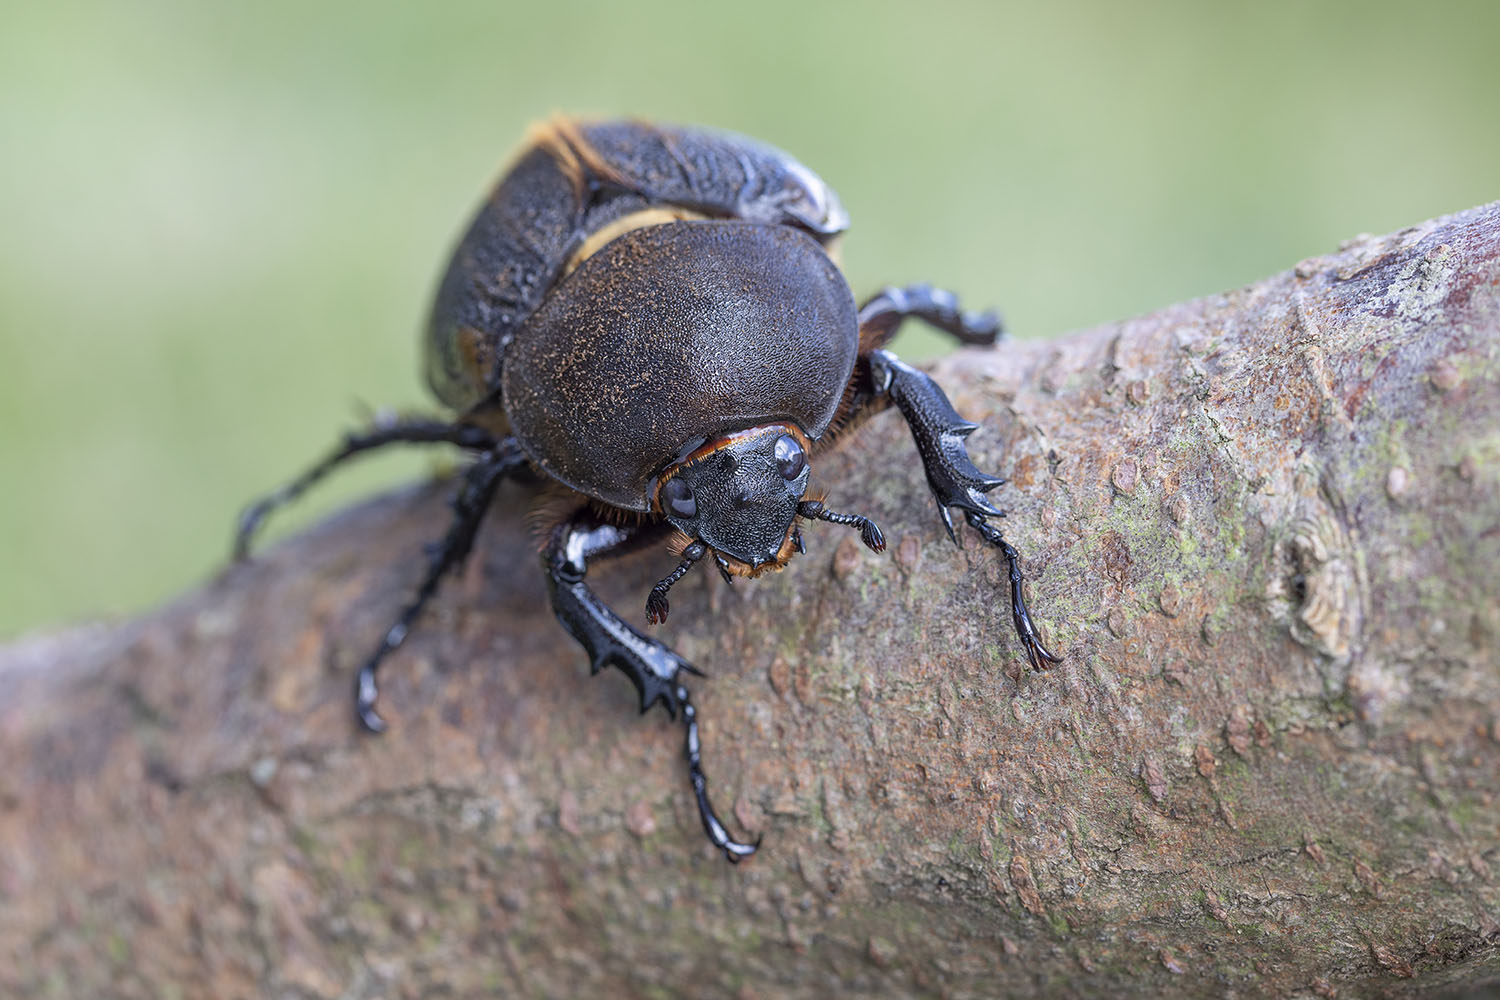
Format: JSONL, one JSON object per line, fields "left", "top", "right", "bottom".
{"left": 544, "top": 513, "right": 756, "bottom": 859}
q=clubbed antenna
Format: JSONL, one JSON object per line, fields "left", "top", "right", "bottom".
{"left": 797, "top": 499, "right": 885, "bottom": 552}
{"left": 645, "top": 541, "right": 707, "bottom": 624}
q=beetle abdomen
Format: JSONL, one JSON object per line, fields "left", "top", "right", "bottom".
{"left": 502, "top": 220, "right": 858, "bottom": 511}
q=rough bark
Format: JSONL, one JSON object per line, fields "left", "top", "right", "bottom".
{"left": 3, "top": 202, "right": 1499, "bottom": 1000}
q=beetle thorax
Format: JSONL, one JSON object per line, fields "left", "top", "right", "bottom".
{"left": 655, "top": 424, "right": 811, "bottom": 572}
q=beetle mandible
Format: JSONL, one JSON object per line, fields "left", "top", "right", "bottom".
{"left": 236, "top": 118, "right": 1061, "bottom": 861}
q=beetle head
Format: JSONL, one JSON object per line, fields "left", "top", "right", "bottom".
{"left": 656, "top": 424, "right": 810, "bottom": 571}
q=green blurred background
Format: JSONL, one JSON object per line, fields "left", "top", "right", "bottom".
{"left": 2, "top": 0, "right": 1497, "bottom": 636}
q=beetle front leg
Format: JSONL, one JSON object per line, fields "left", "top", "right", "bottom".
{"left": 545, "top": 515, "right": 759, "bottom": 862}
{"left": 867, "top": 349, "right": 1061, "bottom": 671}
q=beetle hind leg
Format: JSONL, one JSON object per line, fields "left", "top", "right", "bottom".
{"left": 354, "top": 438, "right": 528, "bottom": 731}
{"left": 235, "top": 415, "right": 499, "bottom": 559}
{"left": 546, "top": 513, "right": 758, "bottom": 862}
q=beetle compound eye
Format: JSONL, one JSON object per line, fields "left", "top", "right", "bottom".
{"left": 774, "top": 435, "right": 806, "bottom": 480}
{"left": 662, "top": 477, "right": 697, "bottom": 518}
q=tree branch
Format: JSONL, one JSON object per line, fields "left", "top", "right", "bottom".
{"left": 3, "top": 202, "right": 1499, "bottom": 998}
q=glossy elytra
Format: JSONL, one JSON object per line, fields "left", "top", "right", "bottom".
{"left": 235, "top": 118, "right": 1061, "bottom": 862}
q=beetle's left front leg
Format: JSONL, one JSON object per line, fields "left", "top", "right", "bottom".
{"left": 544, "top": 513, "right": 759, "bottom": 862}
{"left": 867, "top": 349, "right": 1062, "bottom": 671}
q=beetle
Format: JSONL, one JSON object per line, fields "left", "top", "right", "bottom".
{"left": 236, "top": 118, "right": 1060, "bottom": 861}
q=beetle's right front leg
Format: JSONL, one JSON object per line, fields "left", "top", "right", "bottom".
{"left": 544, "top": 513, "right": 759, "bottom": 862}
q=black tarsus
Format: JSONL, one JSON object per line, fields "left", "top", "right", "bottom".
{"left": 234, "top": 415, "right": 498, "bottom": 559}
{"left": 354, "top": 438, "right": 529, "bottom": 732}
{"left": 546, "top": 513, "right": 758, "bottom": 862}
{"left": 854, "top": 290, "right": 1061, "bottom": 672}
{"left": 681, "top": 683, "right": 760, "bottom": 862}
{"left": 965, "top": 512, "right": 1062, "bottom": 671}
{"left": 646, "top": 541, "right": 707, "bottom": 624}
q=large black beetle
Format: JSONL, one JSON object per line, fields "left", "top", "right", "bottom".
{"left": 237, "top": 118, "right": 1060, "bottom": 861}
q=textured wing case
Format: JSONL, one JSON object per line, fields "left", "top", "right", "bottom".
{"left": 424, "top": 120, "right": 849, "bottom": 412}
{"left": 575, "top": 121, "right": 848, "bottom": 238}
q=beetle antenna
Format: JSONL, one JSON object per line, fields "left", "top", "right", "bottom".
{"left": 646, "top": 541, "right": 707, "bottom": 625}
{"left": 798, "top": 499, "right": 886, "bottom": 553}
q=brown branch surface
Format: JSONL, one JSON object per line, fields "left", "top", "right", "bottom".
{"left": 3, "top": 203, "right": 1499, "bottom": 999}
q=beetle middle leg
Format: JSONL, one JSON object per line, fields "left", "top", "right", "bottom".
{"left": 354, "top": 438, "right": 529, "bottom": 731}
{"left": 544, "top": 510, "right": 759, "bottom": 862}
{"left": 235, "top": 415, "right": 499, "bottom": 558}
